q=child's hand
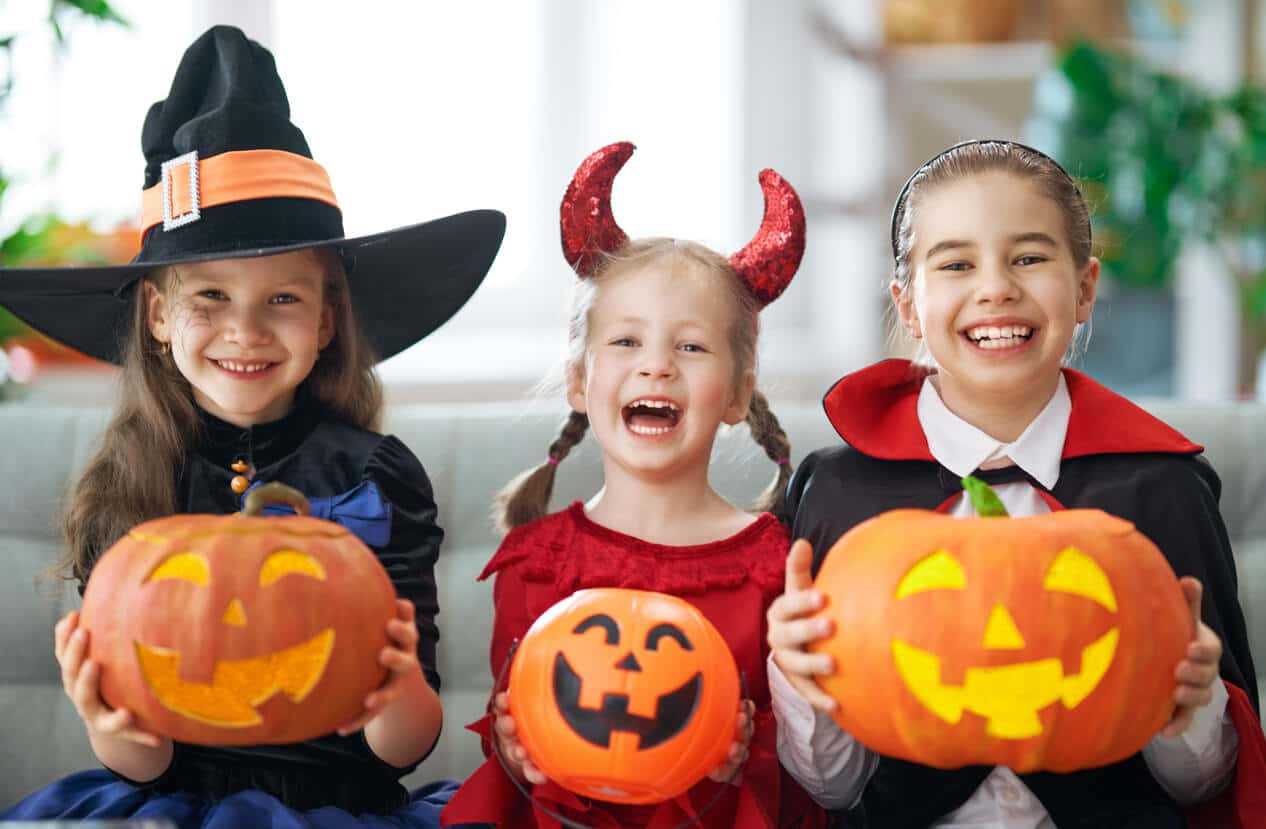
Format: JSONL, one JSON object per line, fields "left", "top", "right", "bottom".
{"left": 706, "top": 698, "right": 755, "bottom": 784}
{"left": 338, "top": 599, "right": 424, "bottom": 735}
{"left": 1161, "top": 577, "right": 1223, "bottom": 738}
{"left": 766, "top": 539, "right": 837, "bottom": 713}
{"left": 54, "top": 611, "right": 162, "bottom": 748}
{"left": 493, "top": 690, "right": 547, "bottom": 785}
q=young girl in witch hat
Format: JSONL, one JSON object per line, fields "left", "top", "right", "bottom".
{"left": 0, "top": 24, "right": 504, "bottom": 828}
{"left": 765, "top": 139, "right": 1266, "bottom": 828}
{"left": 439, "top": 142, "right": 826, "bottom": 829}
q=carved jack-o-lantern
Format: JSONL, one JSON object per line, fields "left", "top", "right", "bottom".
{"left": 510, "top": 588, "right": 740, "bottom": 804}
{"left": 80, "top": 483, "right": 397, "bottom": 746}
{"left": 809, "top": 479, "right": 1192, "bottom": 773}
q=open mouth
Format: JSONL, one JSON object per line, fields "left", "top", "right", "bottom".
{"left": 964, "top": 324, "right": 1034, "bottom": 351}
{"left": 212, "top": 359, "right": 278, "bottom": 376}
{"left": 134, "top": 628, "right": 334, "bottom": 727}
{"left": 552, "top": 652, "right": 700, "bottom": 750}
{"left": 621, "top": 398, "right": 681, "bottom": 436}
{"left": 891, "top": 628, "right": 1118, "bottom": 739}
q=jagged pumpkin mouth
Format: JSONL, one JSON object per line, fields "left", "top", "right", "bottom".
{"left": 891, "top": 628, "right": 1119, "bottom": 739}
{"left": 552, "top": 653, "right": 700, "bottom": 750}
{"left": 134, "top": 628, "right": 334, "bottom": 727}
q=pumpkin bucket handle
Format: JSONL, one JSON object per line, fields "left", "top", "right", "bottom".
{"left": 487, "top": 641, "right": 747, "bottom": 828}
{"left": 242, "top": 482, "right": 311, "bottom": 517}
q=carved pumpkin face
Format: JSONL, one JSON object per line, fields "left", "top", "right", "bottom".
{"left": 80, "top": 509, "right": 397, "bottom": 746}
{"left": 809, "top": 508, "right": 1191, "bottom": 773}
{"left": 510, "top": 588, "right": 739, "bottom": 804}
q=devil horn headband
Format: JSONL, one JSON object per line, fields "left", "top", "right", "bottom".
{"left": 560, "top": 141, "right": 806, "bottom": 307}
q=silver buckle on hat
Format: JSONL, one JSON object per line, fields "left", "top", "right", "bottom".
{"left": 161, "top": 151, "right": 201, "bottom": 231}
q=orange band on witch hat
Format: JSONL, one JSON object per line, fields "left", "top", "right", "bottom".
{"left": 140, "top": 148, "right": 339, "bottom": 236}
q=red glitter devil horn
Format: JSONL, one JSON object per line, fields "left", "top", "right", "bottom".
{"left": 560, "top": 141, "right": 636, "bottom": 276}
{"left": 728, "top": 169, "right": 806, "bottom": 307}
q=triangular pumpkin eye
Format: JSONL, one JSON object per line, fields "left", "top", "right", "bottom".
{"left": 146, "top": 552, "right": 209, "bottom": 585}
{"left": 259, "top": 550, "right": 327, "bottom": 586}
{"left": 896, "top": 549, "right": 965, "bottom": 599}
{"left": 1043, "top": 547, "right": 1117, "bottom": 612}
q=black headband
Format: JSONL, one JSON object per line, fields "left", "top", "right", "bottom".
{"left": 889, "top": 139, "right": 1089, "bottom": 262}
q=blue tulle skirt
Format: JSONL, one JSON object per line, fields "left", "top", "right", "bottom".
{"left": 1, "top": 769, "right": 462, "bottom": 828}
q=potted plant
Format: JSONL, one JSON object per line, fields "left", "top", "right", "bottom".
{"left": 1027, "top": 40, "right": 1266, "bottom": 397}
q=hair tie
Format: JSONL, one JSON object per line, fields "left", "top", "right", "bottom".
{"left": 546, "top": 456, "right": 560, "bottom": 466}
{"left": 775, "top": 457, "right": 790, "bottom": 466}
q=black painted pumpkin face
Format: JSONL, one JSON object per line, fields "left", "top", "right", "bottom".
{"left": 510, "top": 588, "right": 740, "bottom": 804}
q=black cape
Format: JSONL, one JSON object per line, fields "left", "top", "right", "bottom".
{"left": 81, "top": 392, "right": 443, "bottom": 814}
{"left": 786, "top": 360, "right": 1259, "bottom": 829}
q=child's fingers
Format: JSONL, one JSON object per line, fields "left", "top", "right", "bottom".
{"left": 396, "top": 598, "right": 416, "bottom": 622}
{"left": 53, "top": 612, "right": 78, "bottom": 661}
{"left": 766, "top": 589, "right": 825, "bottom": 624}
{"left": 94, "top": 705, "right": 133, "bottom": 735}
{"left": 1163, "top": 707, "right": 1196, "bottom": 738}
{"left": 771, "top": 648, "right": 834, "bottom": 679}
{"left": 379, "top": 645, "right": 418, "bottom": 674}
{"left": 1174, "top": 685, "right": 1214, "bottom": 709}
{"left": 767, "top": 616, "right": 833, "bottom": 652}
{"left": 72, "top": 659, "right": 107, "bottom": 718}
{"left": 1179, "top": 577, "right": 1203, "bottom": 631}
{"left": 60, "top": 628, "right": 88, "bottom": 693}
{"left": 386, "top": 619, "right": 419, "bottom": 651}
{"left": 784, "top": 540, "right": 815, "bottom": 593}
{"left": 779, "top": 672, "right": 838, "bottom": 713}
{"left": 494, "top": 712, "right": 518, "bottom": 740}
{"left": 1174, "top": 660, "right": 1219, "bottom": 688}
{"left": 493, "top": 691, "right": 510, "bottom": 715}
{"left": 521, "top": 756, "right": 547, "bottom": 785}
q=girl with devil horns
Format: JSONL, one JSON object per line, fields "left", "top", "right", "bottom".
{"left": 440, "top": 142, "right": 826, "bottom": 829}
{"left": 0, "top": 25, "right": 504, "bottom": 828}
{"left": 765, "top": 140, "right": 1266, "bottom": 828}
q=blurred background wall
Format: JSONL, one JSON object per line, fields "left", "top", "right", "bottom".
{"left": 3, "top": 0, "right": 1266, "bottom": 404}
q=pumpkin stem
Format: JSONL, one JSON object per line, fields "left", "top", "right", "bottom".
{"left": 242, "top": 482, "right": 311, "bottom": 517}
{"left": 962, "top": 476, "right": 1009, "bottom": 518}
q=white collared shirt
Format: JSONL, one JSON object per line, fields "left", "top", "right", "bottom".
{"left": 771, "top": 374, "right": 1238, "bottom": 827}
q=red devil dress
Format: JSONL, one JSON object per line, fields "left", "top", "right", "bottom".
{"left": 778, "top": 359, "right": 1266, "bottom": 829}
{"left": 441, "top": 502, "right": 826, "bottom": 829}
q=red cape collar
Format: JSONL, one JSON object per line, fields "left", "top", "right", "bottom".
{"left": 822, "top": 359, "right": 1202, "bottom": 462}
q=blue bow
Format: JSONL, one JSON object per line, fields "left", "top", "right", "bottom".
{"left": 241, "top": 479, "right": 392, "bottom": 548}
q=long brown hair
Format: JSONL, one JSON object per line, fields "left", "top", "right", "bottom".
{"left": 55, "top": 247, "right": 381, "bottom": 585}
{"left": 495, "top": 238, "right": 791, "bottom": 532}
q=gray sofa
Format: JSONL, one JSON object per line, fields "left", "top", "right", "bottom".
{"left": 3, "top": 398, "right": 1265, "bottom": 807}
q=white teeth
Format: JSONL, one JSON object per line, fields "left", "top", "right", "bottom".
{"left": 628, "top": 423, "right": 674, "bottom": 435}
{"left": 216, "top": 360, "right": 271, "bottom": 373}
{"left": 967, "top": 325, "right": 1032, "bottom": 342}
{"left": 626, "top": 398, "right": 680, "bottom": 411}
{"left": 977, "top": 337, "right": 1027, "bottom": 350}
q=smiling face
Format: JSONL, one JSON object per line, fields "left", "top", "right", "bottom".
{"left": 146, "top": 250, "right": 335, "bottom": 427}
{"left": 893, "top": 171, "right": 1099, "bottom": 410}
{"left": 567, "top": 257, "right": 754, "bottom": 484}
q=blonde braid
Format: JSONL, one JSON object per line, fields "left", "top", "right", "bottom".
{"left": 745, "top": 389, "right": 792, "bottom": 516}
{"left": 494, "top": 411, "right": 590, "bottom": 532}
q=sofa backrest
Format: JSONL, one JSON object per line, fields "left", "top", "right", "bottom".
{"left": 1, "top": 399, "right": 1264, "bottom": 801}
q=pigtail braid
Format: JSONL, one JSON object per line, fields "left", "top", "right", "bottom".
{"left": 746, "top": 389, "right": 792, "bottom": 516}
{"left": 494, "top": 410, "right": 590, "bottom": 532}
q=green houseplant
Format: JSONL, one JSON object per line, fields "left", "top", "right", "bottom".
{"left": 1028, "top": 40, "right": 1266, "bottom": 395}
{"left": 0, "top": 0, "right": 130, "bottom": 389}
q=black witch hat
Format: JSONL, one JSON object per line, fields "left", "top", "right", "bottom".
{"left": 0, "top": 25, "right": 505, "bottom": 364}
